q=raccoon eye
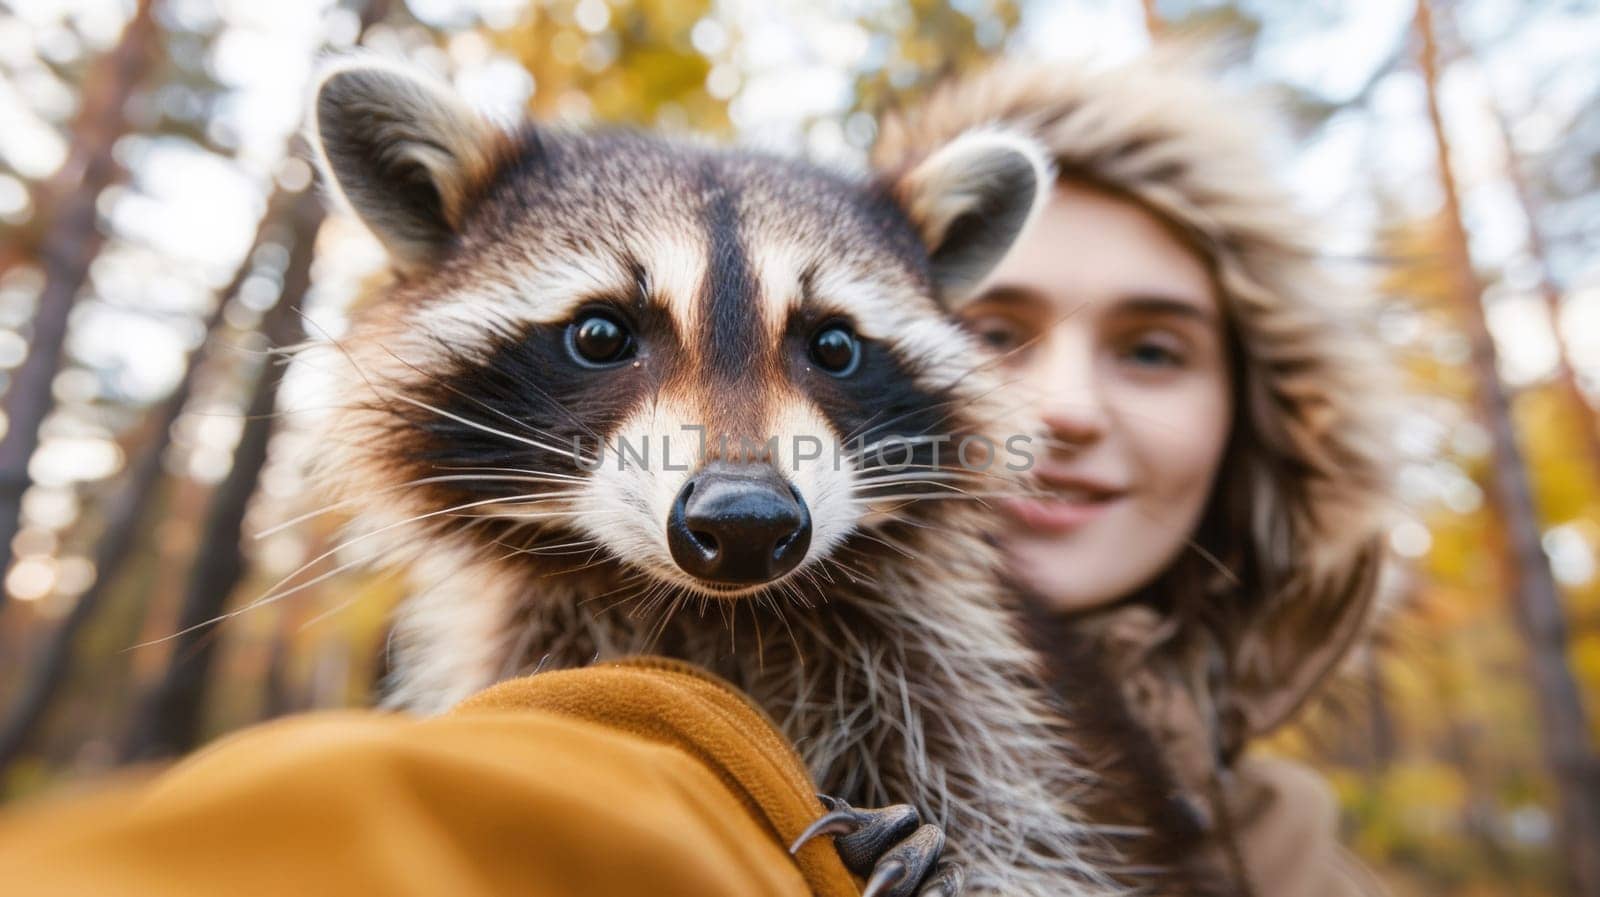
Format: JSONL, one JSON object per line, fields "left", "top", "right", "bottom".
{"left": 568, "top": 310, "right": 635, "bottom": 367}
{"left": 809, "top": 323, "right": 860, "bottom": 376}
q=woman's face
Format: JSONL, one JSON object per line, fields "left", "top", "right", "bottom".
{"left": 959, "top": 181, "right": 1233, "bottom": 614}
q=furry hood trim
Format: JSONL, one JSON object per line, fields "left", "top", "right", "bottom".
{"left": 873, "top": 50, "right": 1394, "bottom": 744}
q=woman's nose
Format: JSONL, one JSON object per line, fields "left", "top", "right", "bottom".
{"left": 1035, "top": 338, "right": 1108, "bottom": 451}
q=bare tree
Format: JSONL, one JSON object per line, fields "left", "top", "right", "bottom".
{"left": 0, "top": 189, "right": 298, "bottom": 775}
{"left": 1140, "top": 0, "right": 1163, "bottom": 38}
{"left": 0, "top": 0, "right": 161, "bottom": 616}
{"left": 1484, "top": 95, "right": 1600, "bottom": 474}
{"left": 1416, "top": 3, "right": 1600, "bottom": 893}
{"left": 120, "top": 186, "right": 323, "bottom": 763}
{"left": 117, "top": 0, "right": 396, "bottom": 762}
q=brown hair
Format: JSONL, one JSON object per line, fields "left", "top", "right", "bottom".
{"left": 873, "top": 49, "right": 1393, "bottom": 757}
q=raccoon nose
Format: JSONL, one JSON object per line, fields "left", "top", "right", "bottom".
{"left": 668, "top": 463, "right": 812, "bottom": 586}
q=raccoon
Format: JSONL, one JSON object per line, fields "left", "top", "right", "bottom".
{"left": 302, "top": 59, "right": 1142, "bottom": 897}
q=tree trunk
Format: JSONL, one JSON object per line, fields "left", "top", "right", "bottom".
{"left": 0, "top": 0, "right": 160, "bottom": 616}
{"left": 119, "top": 189, "right": 323, "bottom": 763}
{"left": 1484, "top": 95, "right": 1600, "bottom": 474}
{"left": 1140, "top": 0, "right": 1163, "bottom": 38}
{"left": 1415, "top": 3, "right": 1600, "bottom": 893}
{"left": 1363, "top": 649, "right": 1398, "bottom": 772}
{"left": 116, "top": 0, "right": 395, "bottom": 760}
{"left": 0, "top": 188, "right": 297, "bottom": 776}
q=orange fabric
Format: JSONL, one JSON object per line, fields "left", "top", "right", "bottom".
{"left": 0, "top": 658, "right": 858, "bottom": 897}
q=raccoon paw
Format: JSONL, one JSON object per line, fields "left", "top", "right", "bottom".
{"left": 788, "top": 795, "right": 965, "bottom": 897}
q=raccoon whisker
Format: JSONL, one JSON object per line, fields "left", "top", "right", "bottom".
{"left": 499, "top": 608, "right": 549, "bottom": 680}
{"left": 422, "top": 474, "right": 587, "bottom": 490}
{"left": 296, "top": 315, "right": 409, "bottom": 423}
{"left": 390, "top": 392, "right": 597, "bottom": 467}
{"left": 844, "top": 530, "right": 917, "bottom": 561}
{"left": 588, "top": 582, "right": 651, "bottom": 619}
{"left": 809, "top": 560, "right": 838, "bottom": 588}
{"left": 247, "top": 510, "right": 502, "bottom": 631}
{"left": 863, "top": 490, "right": 1042, "bottom": 505}
{"left": 858, "top": 478, "right": 1024, "bottom": 498}
{"left": 857, "top": 493, "right": 985, "bottom": 513}
{"left": 789, "top": 569, "right": 822, "bottom": 608}
{"left": 381, "top": 337, "right": 605, "bottom": 448}
{"left": 622, "top": 583, "right": 658, "bottom": 621}
{"left": 847, "top": 432, "right": 972, "bottom": 456}
{"left": 864, "top": 528, "right": 922, "bottom": 561}
{"left": 418, "top": 332, "right": 610, "bottom": 446}
{"left": 642, "top": 587, "right": 687, "bottom": 650}
{"left": 479, "top": 490, "right": 584, "bottom": 502}
{"left": 714, "top": 594, "right": 733, "bottom": 643}
{"left": 247, "top": 492, "right": 568, "bottom": 618}
{"left": 851, "top": 478, "right": 975, "bottom": 494}
{"left": 853, "top": 470, "right": 1025, "bottom": 495}
{"left": 590, "top": 587, "right": 645, "bottom": 619}
{"left": 469, "top": 511, "right": 577, "bottom": 524}
{"left": 298, "top": 562, "right": 409, "bottom": 633}
{"left": 298, "top": 595, "right": 361, "bottom": 632}
{"left": 430, "top": 464, "right": 588, "bottom": 483}
{"left": 907, "top": 307, "right": 1074, "bottom": 394}
{"left": 864, "top": 513, "right": 987, "bottom": 540}
{"left": 842, "top": 373, "right": 1028, "bottom": 455}
{"left": 466, "top": 492, "right": 586, "bottom": 514}
{"left": 793, "top": 575, "right": 821, "bottom": 609}
{"left": 125, "top": 548, "right": 384, "bottom": 652}
{"left": 490, "top": 538, "right": 600, "bottom": 559}
{"left": 454, "top": 488, "right": 585, "bottom": 504}
{"left": 581, "top": 572, "right": 654, "bottom": 612}
{"left": 546, "top": 548, "right": 623, "bottom": 578}
{"left": 627, "top": 580, "right": 670, "bottom": 621}
{"left": 254, "top": 473, "right": 569, "bottom": 539}
{"left": 851, "top": 465, "right": 986, "bottom": 479}
{"left": 838, "top": 407, "right": 891, "bottom": 446}
{"left": 836, "top": 368, "right": 1028, "bottom": 448}
{"left": 820, "top": 556, "right": 877, "bottom": 589}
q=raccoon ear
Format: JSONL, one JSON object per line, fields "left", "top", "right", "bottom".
{"left": 892, "top": 130, "right": 1052, "bottom": 306}
{"left": 309, "top": 58, "right": 499, "bottom": 273}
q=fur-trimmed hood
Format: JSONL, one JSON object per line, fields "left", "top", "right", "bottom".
{"left": 872, "top": 50, "right": 1394, "bottom": 757}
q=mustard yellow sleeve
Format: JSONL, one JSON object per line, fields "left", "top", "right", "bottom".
{"left": 0, "top": 661, "right": 859, "bottom": 897}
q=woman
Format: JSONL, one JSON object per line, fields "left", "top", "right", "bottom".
{"left": 874, "top": 50, "right": 1393, "bottom": 896}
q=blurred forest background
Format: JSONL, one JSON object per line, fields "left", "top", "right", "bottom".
{"left": 0, "top": 0, "right": 1596, "bottom": 894}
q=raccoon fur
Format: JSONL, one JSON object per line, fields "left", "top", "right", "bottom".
{"left": 301, "top": 58, "right": 1184, "bottom": 896}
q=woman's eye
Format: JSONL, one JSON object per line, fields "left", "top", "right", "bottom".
{"left": 976, "top": 324, "right": 1022, "bottom": 352}
{"left": 961, "top": 314, "right": 1028, "bottom": 354}
{"left": 568, "top": 311, "right": 635, "bottom": 366}
{"left": 808, "top": 323, "right": 861, "bottom": 376}
{"left": 1122, "top": 337, "right": 1185, "bottom": 368}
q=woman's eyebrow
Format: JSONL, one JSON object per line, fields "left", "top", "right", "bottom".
{"left": 1114, "top": 294, "right": 1217, "bottom": 323}
{"left": 969, "top": 284, "right": 1051, "bottom": 308}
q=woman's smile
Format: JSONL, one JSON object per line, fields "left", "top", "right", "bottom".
{"left": 1002, "top": 471, "right": 1127, "bottom": 534}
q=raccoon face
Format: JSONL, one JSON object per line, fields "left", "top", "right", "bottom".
{"left": 309, "top": 60, "right": 1047, "bottom": 600}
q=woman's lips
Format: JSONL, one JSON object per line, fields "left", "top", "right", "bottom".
{"left": 1001, "top": 476, "right": 1126, "bottom": 534}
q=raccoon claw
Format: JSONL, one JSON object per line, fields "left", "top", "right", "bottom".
{"left": 915, "top": 861, "right": 965, "bottom": 897}
{"left": 789, "top": 795, "right": 962, "bottom": 897}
